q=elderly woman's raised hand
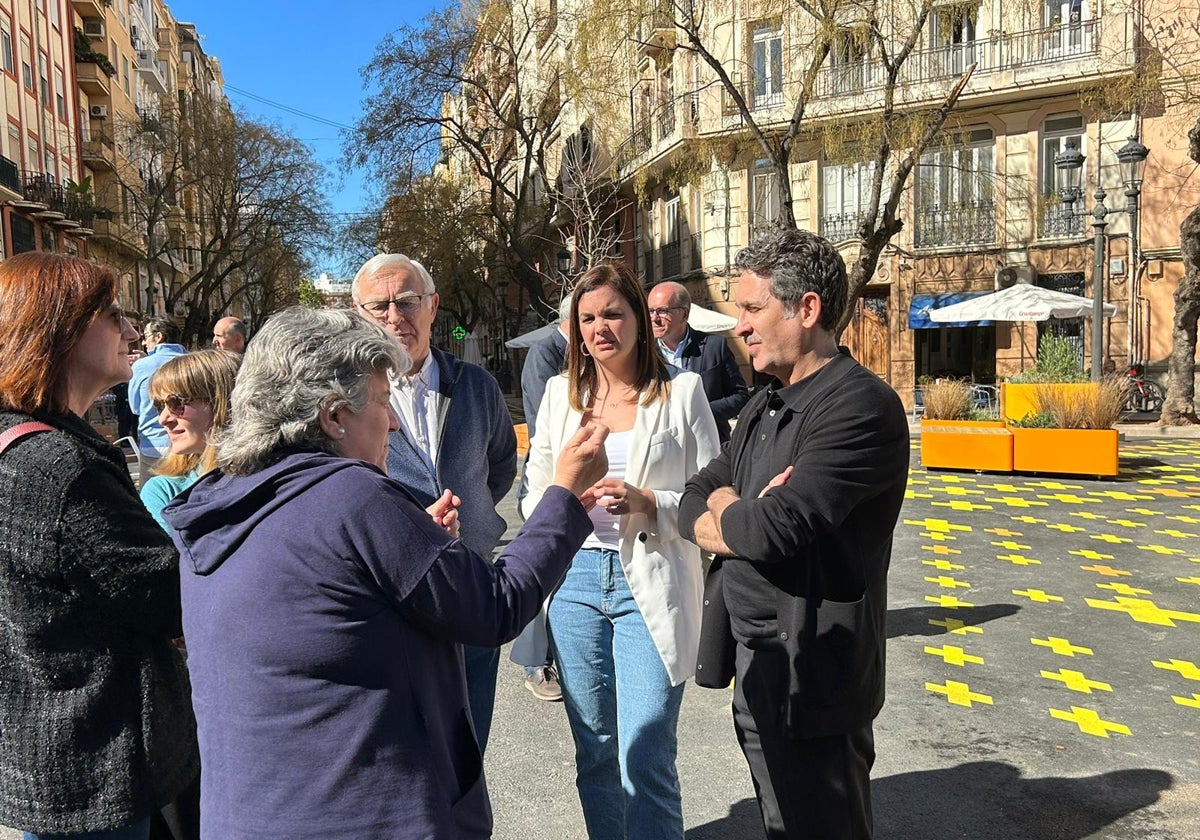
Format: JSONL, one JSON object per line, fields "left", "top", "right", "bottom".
{"left": 425, "top": 489, "right": 461, "bottom": 538}
{"left": 552, "top": 423, "right": 610, "bottom": 505}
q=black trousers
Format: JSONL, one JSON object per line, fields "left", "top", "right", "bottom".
{"left": 732, "top": 644, "right": 875, "bottom": 840}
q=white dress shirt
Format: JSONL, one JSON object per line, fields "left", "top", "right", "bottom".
{"left": 390, "top": 353, "right": 441, "bottom": 473}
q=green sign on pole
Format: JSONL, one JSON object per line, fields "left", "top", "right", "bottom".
{"left": 452, "top": 325, "right": 467, "bottom": 340}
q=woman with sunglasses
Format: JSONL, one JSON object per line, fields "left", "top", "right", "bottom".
{"left": 0, "top": 253, "right": 198, "bottom": 840}
{"left": 140, "top": 351, "right": 240, "bottom": 531}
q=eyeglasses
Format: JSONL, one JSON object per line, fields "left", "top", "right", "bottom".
{"left": 358, "top": 295, "right": 430, "bottom": 319}
{"left": 648, "top": 306, "right": 686, "bottom": 319}
{"left": 152, "top": 394, "right": 199, "bottom": 415}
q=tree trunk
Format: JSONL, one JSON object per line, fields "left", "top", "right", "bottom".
{"left": 1162, "top": 204, "right": 1200, "bottom": 424}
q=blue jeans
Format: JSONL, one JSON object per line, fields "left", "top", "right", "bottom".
{"left": 24, "top": 819, "right": 150, "bottom": 840}
{"left": 548, "top": 547, "right": 685, "bottom": 840}
{"left": 464, "top": 643, "right": 500, "bottom": 753}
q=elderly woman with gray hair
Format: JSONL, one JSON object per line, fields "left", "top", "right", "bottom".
{"left": 162, "top": 307, "right": 607, "bottom": 840}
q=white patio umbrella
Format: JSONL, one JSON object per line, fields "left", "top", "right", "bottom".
{"left": 504, "top": 304, "right": 737, "bottom": 349}
{"left": 929, "top": 283, "right": 1116, "bottom": 323}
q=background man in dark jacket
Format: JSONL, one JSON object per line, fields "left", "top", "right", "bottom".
{"left": 678, "top": 229, "right": 909, "bottom": 840}
{"left": 647, "top": 281, "right": 749, "bottom": 442}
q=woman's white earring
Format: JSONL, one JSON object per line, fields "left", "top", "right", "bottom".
{"left": 337, "top": 427, "right": 345, "bottom": 437}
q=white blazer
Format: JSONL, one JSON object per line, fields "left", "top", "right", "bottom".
{"left": 514, "top": 370, "right": 721, "bottom": 685}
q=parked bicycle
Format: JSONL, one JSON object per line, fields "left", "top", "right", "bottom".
{"left": 1123, "top": 363, "right": 1165, "bottom": 413}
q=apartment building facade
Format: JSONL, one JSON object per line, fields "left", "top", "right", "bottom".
{"left": 0, "top": 0, "right": 229, "bottom": 324}
{"left": 458, "top": 0, "right": 1200, "bottom": 404}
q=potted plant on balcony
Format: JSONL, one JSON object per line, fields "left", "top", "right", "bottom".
{"left": 1009, "top": 378, "right": 1128, "bottom": 477}
{"left": 920, "top": 378, "right": 1014, "bottom": 472}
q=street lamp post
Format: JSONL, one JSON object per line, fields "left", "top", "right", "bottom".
{"left": 1116, "top": 135, "right": 1150, "bottom": 364}
{"left": 1055, "top": 138, "right": 1108, "bottom": 382}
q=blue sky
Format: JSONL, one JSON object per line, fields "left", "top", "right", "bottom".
{"left": 166, "top": 0, "right": 440, "bottom": 273}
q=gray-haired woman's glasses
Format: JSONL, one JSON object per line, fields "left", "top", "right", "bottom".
{"left": 358, "top": 295, "right": 430, "bottom": 319}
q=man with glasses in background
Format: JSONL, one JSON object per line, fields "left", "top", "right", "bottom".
{"left": 352, "top": 253, "right": 517, "bottom": 754}
{"left": 647, "top": 281, "right": 749, "bottom": 442}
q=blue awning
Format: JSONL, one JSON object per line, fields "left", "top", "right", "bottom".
{"left": 909, "top": 292, "right": 994, "bottom": 329}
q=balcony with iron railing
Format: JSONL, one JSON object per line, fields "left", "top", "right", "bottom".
{"left": 614, "top": 96, "right": 699, "bottom": 175}
{"left": 81, "top": 132, "right": 117, "bottom": 171}
{"left": 914, "top": 199, "right": 996, "bottom": 248}
{"left": 1039, "top": 198, "right": 1087, "bottom": 239}
{"left": 661, "top": 239, "right": 681, "bottom": 279}
{"left": 0, "top": 155, "right": 21, "bottom": 198}
{"left": 22, "top": 173, "right": 66, "bottom": 218}
{"left": 820, "top": 212, "right": 869, "bottom": 243}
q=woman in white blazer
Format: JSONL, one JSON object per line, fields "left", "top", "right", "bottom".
{"left": 519, "top": 264, "right": 720, "bottom": 840}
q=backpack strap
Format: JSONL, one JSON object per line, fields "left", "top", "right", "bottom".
{"left": 0, "top": 421, "right": 55, "bottom": 456}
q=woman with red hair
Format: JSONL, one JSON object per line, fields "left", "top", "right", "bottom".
{"left": 0, "top": 252, "right": 198, "bottom": 840}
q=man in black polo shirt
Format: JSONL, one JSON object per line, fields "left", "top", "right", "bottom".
{"left": 679, "top": 229, "right": 909, "bottom": 839}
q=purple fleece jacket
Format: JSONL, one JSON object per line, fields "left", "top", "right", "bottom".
{"left": 163, "top": 451, "right": 591, "bottom": 839}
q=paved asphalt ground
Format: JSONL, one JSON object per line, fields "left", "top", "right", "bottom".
{"left": 6, "top": 430, "right": 1200, "bottom": 839}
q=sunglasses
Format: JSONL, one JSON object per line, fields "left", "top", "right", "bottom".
{"left": 152, "top": 394, "right": 200, "bottom": 414}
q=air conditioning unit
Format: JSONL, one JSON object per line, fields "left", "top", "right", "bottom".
{"left": 995, "top": 264, "right": 1037, "bottom": 290}
{"left": 83, "top": 19, "right": 105, "bottom": 38}
{"left": 89, "top": 104, "right": 108, "bottom": 119}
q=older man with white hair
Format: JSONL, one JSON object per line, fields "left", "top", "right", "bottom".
{"left": 352, "top": 253, "right": 518, "bottom": 754}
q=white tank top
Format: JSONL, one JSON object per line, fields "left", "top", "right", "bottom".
{"left": 581, "top": 428, "right": 633, "bottom": 550}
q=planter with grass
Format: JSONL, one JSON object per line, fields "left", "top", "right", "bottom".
{"left": 1008, "top": 381, "right": 1126, "bottom": 477}
{"left": 920, "top": 379, "right": 1013, "bottom": 472}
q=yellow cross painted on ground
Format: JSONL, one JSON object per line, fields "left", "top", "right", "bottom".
{"left": 1155, "top": 528, "right": 1199, "bottom": 539}
{"left": 1145, "top": 487, "right": 1197, "bottom": 498}
{"left": 920, "top": 531, "right": 958, "bottom": 542}
{"left": 979, "top": 483, "right": 1026, "bottom": 492}
{"left": 933, "top": 486, "right": 985, "bottom": 496}
{"left": 1049, "top": 706, "right": 1131, "bottom": 737}
{"left": 1177, "top": 576, "right": 1200, "bottom": 587}
{"left": 1097, "top": 582, "right": 1152, "bottom": 597}
{"left": 1078, "top": 564, "right": 1129, "bottom": 577}
{"left": 906, "top": 518, "right": 972, "bottom": 533}
{"left": 933, "top": 475, "right": 977, "bottom": 484}
{"left": 925, "top": 575, "right": 971, "bottom": 589}
{"left": 1126, "top": 507, "right": 1165, "bottom": 516}
{"left": 926, "top": 594, "right": 975, "bottom": 609}
{"left": 984, "top": 527, "right": 1024, "bottom": 537}
{"left": 906, "top": 490, "right": 935, "bottom": 500}
{"left": 926, "top": 680, "right": 993, "bottom": 707}
{"left": 930, "top": 618, "right": 983, "bottom": 635}
{"left": 996, "top": 554, "right": 1041, "bottom": 566}
{"left": 1071, "top": 549, "right": 1116, "bottom": 561}
{"left": 1152, "top": 659, "right": 1200, "bottom": 681}
{"left": 1138, "top": 544, "right": 1186, "bottom": 555}
{"left": 923, "top": 559, "right": 965, "bottom": 571}
{"left": 1037, "top": 494, "right": 1100, "bottom": 505}
{"left": 1071, "top": 511, "right": 1107, "bottom": 520}
{"left": 1011, "top": 515, "right": 1048, "bottom": 524}
{"left": 1014, "top": 589, "right": 1064, "bottom": 603}
{"left": 1085, "top": 596, "right": 1200, "bottom": 627}
{"left": 1032, "top": 637, "right": 1093, "bottom": 657}
{"left": 1167, "top": 515, "right": 1200, "bottom": 524}
{"left": 925, "top": 645, "right": 984, "bottom": 666}
{"left": 1089, "top": 491, "right": 1154, "bottom": 501}
{"left": 1091, "top": 534, "right": 1134, "bottom": 544}
{"left": 985, "top": 496, "right": 1049, "bottom": 508}
{"left": 1041, "top": 668, "right": 1112, "bottom": 693}
{"left": 1105, "top": 519, "right": 1147, "bottom": 529}
{"left": 1173, "top": 694, "right": 1200, "bottom": 708}
{"left": 923, "top": 544, "right": 963, "bottom": 555}
{"left": 933, "top": 500, "right": 995, "bottom": 512}
{"left": 992, "top": 540, "right": 1032, "bottom": 551}
{"left": 1027, "top": 480, "right": 1083, "bottom": 490}
{"left": 1182, "top": 504, "right": 1200, "bottom": 512}
{"left": 1048, "top": 523, "right": 1087, "bottom": 533}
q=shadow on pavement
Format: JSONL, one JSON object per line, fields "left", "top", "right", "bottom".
{"left": 685, "top": 797, "right": 761, "bottom": 838}
{"left": 887, "top": 603, "right": 1020, "bottom": 638}
{"left": 874, "top": 761, "right": 1172, "bottom": 839}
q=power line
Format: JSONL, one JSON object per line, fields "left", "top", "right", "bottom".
{"left": 224, "top": 84, "right": 355, "bottom": 131}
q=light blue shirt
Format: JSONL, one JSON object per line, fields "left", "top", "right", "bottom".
{"left": 128, "top": 343, "right": 187, "bottom": 457}
{"left": 389, "top": 352, "right": 441, "bottom": 474}
{"left": 657, "top": 329, "right": 690, "bottom": 368}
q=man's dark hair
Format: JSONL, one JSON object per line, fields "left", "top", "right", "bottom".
{"left": 734, "top": 228, "right": 847, "bottom": 331}
{"left": 145, "top": 316, "right": 181, "bottom": 345}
